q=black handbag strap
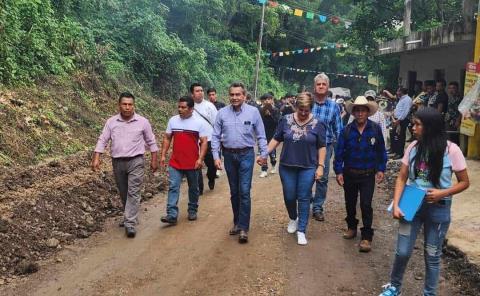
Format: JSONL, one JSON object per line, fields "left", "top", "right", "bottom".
{"left": 194, "top": 109, "right": 213, "bottom": 127}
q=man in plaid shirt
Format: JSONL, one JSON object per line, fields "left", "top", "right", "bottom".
{"left": 334, "top": 96, "right": 387, "bottom": 252}
{"left": 311, "top": 73, "right": 343, "bottom": 221}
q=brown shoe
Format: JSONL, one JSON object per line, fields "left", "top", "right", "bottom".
{"left": 312, "top": 212, "right": 325, "bottom": 221}
{"left": 359, "top": 240, "right": 372, "bottom": 252}
{"left": 238, "top": 230, "right": 248, "bottom": 244}
{"left": 343, "top": 229, "right": 357, "bottom": 239}
{"left": 229, "top": 225, "right": 240, "bottom": 235}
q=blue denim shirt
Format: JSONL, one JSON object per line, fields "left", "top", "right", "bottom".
{"left": 212, "top": 103, "right": 268, "bottom": 160}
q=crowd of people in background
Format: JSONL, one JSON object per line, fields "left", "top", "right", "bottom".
{"left": 91, "top": 73, "right": 469, "bottom": 296}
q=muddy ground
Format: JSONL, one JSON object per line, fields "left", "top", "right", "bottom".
{"left": 0, "top": 152, "right": 166, "bottom": 281}
{"left": 0, "top": 158, "right": 478, "bottom": 295}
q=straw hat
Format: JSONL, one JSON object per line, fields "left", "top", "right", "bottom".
{"left": 345, "top": 96, "right": 378, "bottom": 116}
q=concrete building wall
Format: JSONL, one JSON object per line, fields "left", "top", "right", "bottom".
{"left": 398, "top": 42, "right": 474, "bottom": 91}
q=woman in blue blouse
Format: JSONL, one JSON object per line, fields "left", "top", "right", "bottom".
{"left": 266, "top": 92, "right": 327, "bottom": 245}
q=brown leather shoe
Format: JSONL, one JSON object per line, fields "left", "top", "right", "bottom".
{"left": 343, "top": 229, "right": 357, "bottom": 239}
{"left": 312, "top": 212, "right": 325, "bottom": 221}
{"left": 238, "top": 230, "right": 248, "bottom": 244}
{"left": 359, "top": 240, "right": 372, "bottom": 252}
{"left": 229, "top": 225, "right": 240, "bottom": 235}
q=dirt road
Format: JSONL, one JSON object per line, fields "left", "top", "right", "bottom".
{"left": 0, "top": 164, "right": 462, "bottom": 296}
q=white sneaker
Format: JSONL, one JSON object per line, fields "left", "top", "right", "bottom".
{"left": 259, "top": 171, "right": 268, "bottom": 178}
{"left": 297, "top": 232, "right": 307, "bottom": 245}
{"left": 287, "top": 219, "right": 298, "bottom": 233}
{"left": 270, "top": 167, "right": 277, "bottom": 174}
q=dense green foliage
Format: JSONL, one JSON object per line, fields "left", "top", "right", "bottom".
{"left": 0, "top": 0, "right": 467, "bottom": 97}
{"left": 0, "top": 0, "right": 293, "bottom": 98}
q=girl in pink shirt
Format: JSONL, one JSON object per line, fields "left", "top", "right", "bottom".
{"left": 379, "top": 107, "right": 470, "bottom": 296}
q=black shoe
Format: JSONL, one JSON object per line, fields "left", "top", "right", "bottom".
{"left": 313, "top": 212, "right": 325, "bottom": 221}
{"left": 188, "top": 212, "right": 197, "bottom": 221}
{"left": 238, "top": 230, "right": 248, "bottom": 243}
{"left": 125, "top": 227, "right": 136, "bottom": 238}
{"left": 118, "top": 221, "right": 125, "bottom": 227}
{"left": 161, "top": 215, "right": 177, "bottom": 225}
{"left": 229, "top": 225, "right": 240, "bottom": 235}
{"left": 208, "top": 180, "right": 215, "bottom": 190}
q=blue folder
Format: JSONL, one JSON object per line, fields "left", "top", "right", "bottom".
{"left": 388, "top": 185, "right": 426, "bottom": 221}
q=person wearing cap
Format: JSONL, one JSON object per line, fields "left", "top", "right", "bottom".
{"left": 280, "top": 93, "right": 296, "bottom": 116}
{"left": 349, "top": 90, "right": 388, "bottom": 147}
{"left": 413, "top": 80, "right": 435, "bottom": 108}
{"left": 259, "top": 93, "right": 281, "bottom": 177}
{"left": 334, "top": 96, "right": 387, "bottom": 252}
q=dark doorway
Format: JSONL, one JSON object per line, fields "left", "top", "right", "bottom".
{"left": 434, "top": 69, "right": 445, "bottom": 81}
{"left": 407, "top": 71, "right": 417, "bottom": 97}
{"left": 460, "top": 68, "right": 466, "bottom": 95}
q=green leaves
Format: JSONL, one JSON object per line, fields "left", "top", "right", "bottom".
{"left": 0, "top": 0, "right": 80, "bottom": 84}
{"left": 0, "top": 0, "right": 293, "bottom": 98}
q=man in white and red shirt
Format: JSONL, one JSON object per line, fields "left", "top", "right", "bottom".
{"left": 160, "top": 96, "right": 208, "bottom": 224}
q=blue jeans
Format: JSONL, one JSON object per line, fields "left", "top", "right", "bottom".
{"left": 223, "top": 149, "right": 255, "bottom": 231}
{"left": 167, "top": 166, "right": 199, "bottom": 218}
{"left": 312, "top": 143, "right": 334, "bottom": 213}
{"left": 390, "top": 201, "right": 451, "bottom": 296}
{"left": 279, "top": 165, "right": 316, "bottom": 233}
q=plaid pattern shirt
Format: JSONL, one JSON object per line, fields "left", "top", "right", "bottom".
{"left": 333, "top": 120, "right": 387, "bottom": 174}
{"left": 311, "top": 98, "right": 343, "bottom": 144}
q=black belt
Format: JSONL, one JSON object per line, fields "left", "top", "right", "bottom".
{"left": 345, "top": 168, "right": 375, "bottom": 175}
{"left": 437, "top": 199, "right": 452, "bottom": 206}
{"left": 222, "top": 146, "right": 253, "bottom": 153}
{"left": 113, "top": 154, "right": 143, "bottom": 161}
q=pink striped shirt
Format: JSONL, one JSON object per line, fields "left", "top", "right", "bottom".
{"left": 94, "top": 113, "right": 159, "bottom": 158}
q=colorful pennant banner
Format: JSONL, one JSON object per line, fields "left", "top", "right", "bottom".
{"left": 283, "top": 67, "right": 367, "bottom": 79}
{"left": 257, "top": 0, "right": 352, "bottom": 29}
{"left": 265, "top": 43, "right": 348, "bottom": 57}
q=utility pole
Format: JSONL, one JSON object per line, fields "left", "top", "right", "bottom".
{"left": 475, "top": 0, "right": 480, "bottom": 63}
{"left": 253, "top": 2, "right": 266, "bottom": 101}
{"left": 404, "top": 0, "right": 412, "bottom": 36}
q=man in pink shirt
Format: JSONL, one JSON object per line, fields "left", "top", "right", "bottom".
{"left": 91, "top": 92, "right": 159, "bottom": 238}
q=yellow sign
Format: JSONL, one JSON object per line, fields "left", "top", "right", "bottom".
{"left": 368, "top": 74, "right": 379, "bottom": 86}
{"left": 464, "top": 62, "right": 480, "bottom": 95}
{"left": 460, "top": 118, "right": 476, "bottom": 136}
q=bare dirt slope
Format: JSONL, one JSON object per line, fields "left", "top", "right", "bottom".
{"left": 0, "top": 164, "right": 464, "bottom": 296}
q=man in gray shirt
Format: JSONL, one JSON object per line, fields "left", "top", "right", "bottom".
{"left": 212, "top": 82, "right": 268, "bottom": 244}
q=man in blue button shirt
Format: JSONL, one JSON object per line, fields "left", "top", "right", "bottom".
{"left": 334, "top": 96, "right": 387, "bottom": 252}
{"left": 389, "top": 87, "right": 412, "bottom": 159}
{"left": 311, "top": 73, "right": 343, "bottom": 222}
{"left": 212, "top": 82, "right": 268, "bottom": 244}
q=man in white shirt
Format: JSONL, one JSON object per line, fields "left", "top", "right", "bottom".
{"left": 190, "top": 83, "right": 219, "bottom": 194}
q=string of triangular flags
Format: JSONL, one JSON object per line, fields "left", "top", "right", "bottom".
{"left": 283, "top": 67, "right": 367, "bottom": 79}
{"left": 265, "top": 43, "right": 348, "bottom": 57}
{"left": 257, "top": 0, "right": 352, "bottom": 28}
